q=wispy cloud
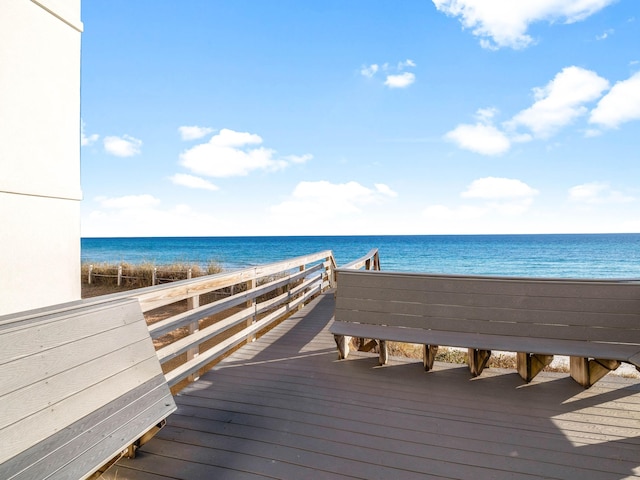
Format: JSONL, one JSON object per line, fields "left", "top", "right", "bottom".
{"left": 84, "top": 196, "right": 219, "bottom": 237}
{"left": 360, "top": 64, "right": 379, "bottom": 78}
{"left": 169, "top": 173, "right": 218, "bottom": 191}
{"left": 103, "top": 135, "right": 142, "bottom": 157}
{"left": 270, "top": 181, "right": 397, "bottom": 219}
{"left": 424, "top": 177, "right": 539, "bottom": 223}
{"left": 462, "top": 177, "right": 539, "bottom": 200}
{"left": 397, "top": 59, "right": 416, "bottom": 69}
{"left": 596, "top": 29, "right": 614, "bottom": 40}
{"left": 178, "top": 125, "right": 215, "bottom": 141}
{"left": 432, "top": 0, "right": 617, "bottom": 50}
{"left": 568, "top": 182, "right": 635, "bottom": 204}
{"left": 361, "top": 59, "right": 417, "bottom": 89}
{"left": 81, "top": 120, "right": 99, "bottom": 146}
{"left": 283, "top": 154, "right": 313, "bottom": 164}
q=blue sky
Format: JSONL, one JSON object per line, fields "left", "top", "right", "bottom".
{"left": 80, "top": 0, "right": 640, "bottom": 237}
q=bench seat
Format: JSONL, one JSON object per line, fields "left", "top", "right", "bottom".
{"left": 0, "top": 297, "right": 176, "bottom": 480}
{"left": 332, "top": 269, "right": 640, "bottom": 387}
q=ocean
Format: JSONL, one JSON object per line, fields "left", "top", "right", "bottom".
{"left": 81, "top": 234, "right": 640, "bottom": 279}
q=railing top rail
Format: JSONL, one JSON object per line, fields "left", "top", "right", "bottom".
{"left": 93, "top": 249, "right": 335, "bottom": 312}
{"left": 339, "top": 248, "right": 379, "bottom": 271}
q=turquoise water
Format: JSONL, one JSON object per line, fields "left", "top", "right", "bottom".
{"left": 81, "top": 234, "right": 640, "bottom": 279}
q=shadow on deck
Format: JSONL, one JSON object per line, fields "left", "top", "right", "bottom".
{"left": 103, "top": 291, "right": 640, "bottom": 480}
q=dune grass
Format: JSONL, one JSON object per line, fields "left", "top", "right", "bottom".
{"left": 81, "top": 261, "right": 223, "bottom": 289}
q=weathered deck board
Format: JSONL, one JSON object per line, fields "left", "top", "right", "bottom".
{"left": 103, "top": 291, "right": 640, "bottom": 480}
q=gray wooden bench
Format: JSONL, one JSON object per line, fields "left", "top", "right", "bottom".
{"left": 0, "top": 297, "right": 176, "bottom": 480}
{"left": 331, "top": 269, "right": 640, "bottom": 388}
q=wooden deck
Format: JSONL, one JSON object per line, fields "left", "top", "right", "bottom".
{"left": 102, "top": 291, "right": 640, "bottom": 480}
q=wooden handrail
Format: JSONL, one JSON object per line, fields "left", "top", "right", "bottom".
{"left": 86, "top": 249, "right": 379, "bottom": 392}
{"left": 95, "top": 250, "right": 339, "bottom": 392}
{"left": 339, "top": 248, "right": 380, "bottom": 271}
{"left": 97, "top": 250, "right": 334, "bottom": 312}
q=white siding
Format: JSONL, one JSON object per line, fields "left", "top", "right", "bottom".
{"left": 0, "top": 0, "right": 82, "bottom": 314}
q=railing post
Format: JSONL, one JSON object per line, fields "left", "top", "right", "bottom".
{"left": 297, "top": 265, "right": 306, "bottom": 311}
{"left": 152, "top": 267, "right": 157, "bottom": 286}
{"left": 117, "top": 265, "right": 122, "bottom": 286}
{"left": 326, "top": 255, "right": 337, "bottom": 289}
{"left": 88, "top": 264, "right": 93, "bottom": 285}
{"left": 246, "top": 274, "right": 257, "bottom": 343}
{"left": 186, "top": 268, "right": 200, "bottom": 383}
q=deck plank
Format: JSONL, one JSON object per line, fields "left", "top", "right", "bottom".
{"left": 103, "top": 291, "right": 640, "bottom": 480}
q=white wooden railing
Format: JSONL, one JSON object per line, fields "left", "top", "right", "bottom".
{"left": 101, "top": 251, "right": 338, "bottom": 391}
{"left": 339, "top": 248, "right": 380, "bottom": 271}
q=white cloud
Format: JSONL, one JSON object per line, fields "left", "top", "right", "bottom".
{"left": 363, "top": 59, "right": 417, "bottom": 88}
{"left": 589, "top": 72, "right": 640, "bottom": 128}
{"left": 270, "top": 181, "right": 396, "bottom": 219}
{"left": 584, "top": 128, "right": 603, "bottom": 138}
{"left": 432, "top": 0, "right": 617, "bottom": 50}
{"left": 179, "top": 128, "right": 310, "bottom": 178}
{"left": 81, "top": 120, "right": 99, "bottom": 146}
{"left": 103, "top": 135, "right": 142, "bottom": 157}
{"left": 475, "top": 107, "right": 498, "bottom": 123}
{"left": 462, "top": 177, "right": 539, "bottom": 199}
{"left": 508, "top": 66, "right": 609, "bottom": 138}
{"left": 178, "top": 125, "right": 215, "bottom": 141}
{"left": 169, "top": 173, "right": 219, "bottom": 191}
{"left": 361, "top": 64, "right": 379, "bottom": 78}
{"left": 445, "top": 122, "right": 511, "bottom": 155}
{"left": 375, "top": 183, "right": 398, "bottom": 197}
{"left": 462, "top": 176, "right": 537, "bottom": 215}
{"left": 384, "top": 72, "right": 416, "bottom": 88}
{"left": 283, "top": 154, "right": 313, "bottom": 164}
{"left": 97, "top": 194, "right": 160, "bottom": 209}
{"left": 568, "top": 182, "right": 635, "bottom": 204}
{"left": 398, "top": 59, "right": 416, "bottom": 69}
{"left": 445, "top": 67, "right": 614, "bottom": 155}
{"left": 83, "top": 201, "right": 220, "bottom": 237}
{"left": 596, "top": 29, "right": 614, "bottom": 40}
{"left": 423, "top": 177, "right": 538, "bottom": 226}
{"left": 210, "top": 128, "right": 263, "bottom": 148}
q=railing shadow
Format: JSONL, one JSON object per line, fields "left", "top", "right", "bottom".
{"left": 213, "top": 290, "right": 337, "bottom": 369}
{"left": 336, "top": 354, "right": 640, "bottom": 478}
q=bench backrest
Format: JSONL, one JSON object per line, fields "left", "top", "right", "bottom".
{"left": 0, "top": 297, "right": 176, "bottom": 480}
{"left": 336, "top": 269, "right": 640, "bottom": 359}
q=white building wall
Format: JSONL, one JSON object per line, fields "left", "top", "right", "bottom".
{"left": 0, "top": 0, "right": 82, "bottom": 315}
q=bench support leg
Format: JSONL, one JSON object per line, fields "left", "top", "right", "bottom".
{"left": 124, "top": 419, "right": 167, "bottom": 459}
{"left": 379, "top": 340, "right": 388, "bottom": 365}
{"left": 570, "top": 357, "right": 621, "bottom": 388}
{"left": 358, "top": 339, "right": 379, "bottom": 352}
{"left": 517, "top": 353, "right": 553, "bottom": 383}
{"left": 423, "top": 345, "right": 438, "bottom": 371}
{"left": 334, "top": 335, "right": 350, "bottom": 360}
{"left": 468, "top": 349, "right": 491, "bottom": 377}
